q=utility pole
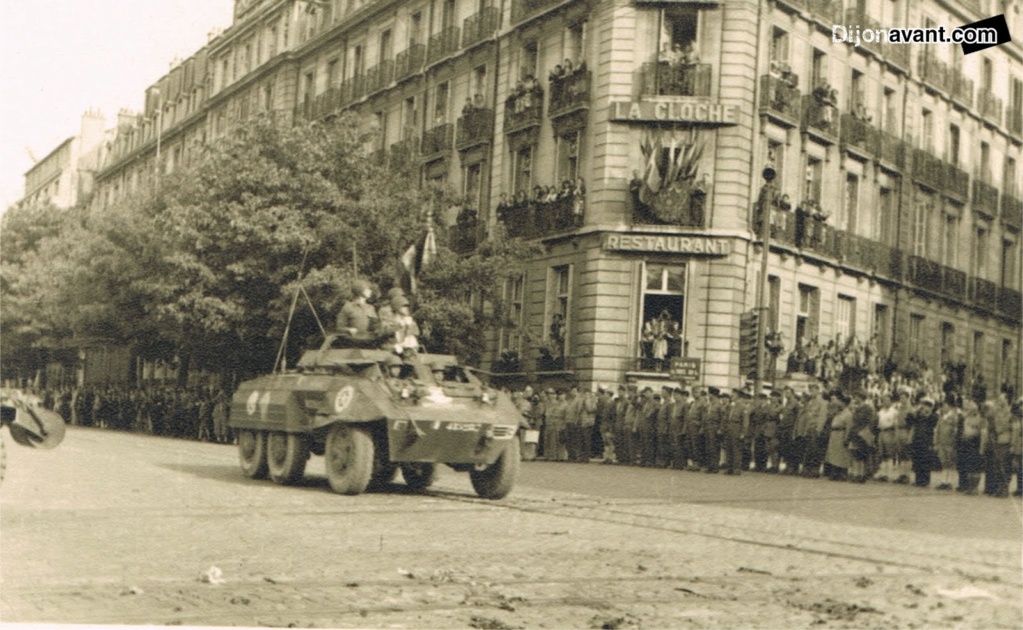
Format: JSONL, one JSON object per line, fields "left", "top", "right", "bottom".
{"left": 753, "top": 164, "right": 776, "bottom": 396}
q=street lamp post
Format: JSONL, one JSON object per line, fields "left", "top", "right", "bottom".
{"left": 753, "top": 164, "right": 776, "bottom": 396}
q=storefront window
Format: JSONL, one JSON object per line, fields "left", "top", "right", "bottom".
{"left": 639, "top": 263, "right": 686, "bottom": 371}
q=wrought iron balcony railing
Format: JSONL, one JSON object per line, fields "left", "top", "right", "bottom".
{"left": 511, "top": 0, "right": 560, "bottom": 24}
{"left": 1001, "top": 193, "right": 1022, "bottom": 230}
{"left": 844, "top": 8, "right": 882, "bottom": 55}
{"left": 759, "top": 74, "right": 801, "bottom": 122}
{"left": 883, "top": 42, "right": 910, "bottom": 70}
{"left": 365, "top": 60, "right": 394, "bottom": 93}
{"left": 456, "top": 107, "right": 494, "bottom": 149}
{"left": 972, "top": 178, "right": 999, "bottom": 217}
{"left": 427, "top": 26, "right": 461, "bottom": 65}
{"left": 979, "top": 92, "right": 1003, "bottom": 125}
{"left": 549, "top": 69, "right": 591, "bottom": 117}
{"left": 448, "top": 214, "right": 479, "bottom": 254}
{"left": 640, "top": 62, "right": 712, "bottom": 97}
{"left": 950, "top": 73, "right": 974, "bottom": 107}
{"left": 462, "top": 7, "right": 500, "bottom": 48}
{"left": 394, "top": 45, "right": 426, "bottom": 81}
{"left": 499, "top": 194, "right": 582, "bottom": 239}
{"left": 421, "top": 123, "right": 454, "bottom": 158}
{"left": 340, "top": 74, "right": 367, "bottom": 106}
{"left": 1009, "top": 106, "right": 1023, "bottom": 137}
{"left": 840, "top": 112, "right": 879, "bottom": 156}
{"left": 919, "top": 54, "right": 954, "bottom": 94}
{"left": 878, "top": 131, "right": 907, "bottom": 169}
{"left": 998, "top": 287, "right": 1022, "bottom": 321}
{"left": 808, "top": 0, "right": 843, "bottom": 24}
{"left": 504, "top": 85, "right": 543, "bottom": 133}
{"left": 801, "top": 89, "right": 840, "bottom": 138}
{"left": 969, "top": 276, "right": 998, "bottom": 310}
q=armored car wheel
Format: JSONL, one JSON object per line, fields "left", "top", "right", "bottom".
{"left": 266, "top": 431, "right": 309, "bottom": 485}
{"left": 470, "top": 438, "right": 520, "bottom": 500}
{"left": 400, "top": 462, "right": 437, "bottom": 491}
{"left": 238, "top": 430, "right": 268, "bottom": 479}
{"left": 325, "top": 424, "right": 373, "bottom": 495}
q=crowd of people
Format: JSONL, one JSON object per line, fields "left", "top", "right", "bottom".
{"left": 24, "top": 384, "right": 234, "bottom": 444}
{"left": 510, "top": 366, "right": 1023, "bottom": 498}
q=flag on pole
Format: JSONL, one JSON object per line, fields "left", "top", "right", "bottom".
{"left": 401, "top": 221, "right": 437, "bottom": 295}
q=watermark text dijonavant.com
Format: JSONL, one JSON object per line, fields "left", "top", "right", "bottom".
{"left": 833, "top": 14, "right": 1011, "bottom": 54}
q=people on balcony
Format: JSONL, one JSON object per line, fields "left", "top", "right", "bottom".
{"left": 498, "top": 178, "right": 586, "bottom": 235}
{"left": 812, "top": 82, "right": 838, "bottom": 125}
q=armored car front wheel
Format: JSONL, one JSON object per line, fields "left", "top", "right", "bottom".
{"left": 400, "top": 462, "right": 436, "bottom": 491}
{"left": 470, "top": 437, "right": 520, "bottom": 500}
{"left": 238, "top": 430, "right": 268, "bottom": 479}
{"left": 325, "top": 424, "right": 373, "bottom": 495}
{"left": 266, "top": 431, "right": 309, "bottom": 485}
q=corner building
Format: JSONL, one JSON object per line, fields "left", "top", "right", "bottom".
{"left": 95, "top": 0, "right": 1023, "bottom": 393}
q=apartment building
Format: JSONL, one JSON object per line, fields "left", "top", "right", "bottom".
{"left": 93, "top": 0, "right": 1023, "bottom": 392}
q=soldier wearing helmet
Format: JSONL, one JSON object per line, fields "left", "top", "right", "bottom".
{"left": 336, "top": 279, "right": 378, "bottom": 334}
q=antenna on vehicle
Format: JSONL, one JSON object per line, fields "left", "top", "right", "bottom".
{"left": 273, "top": 250, "right": 326, "bottom": 374}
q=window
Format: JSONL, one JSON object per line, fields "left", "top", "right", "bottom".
{"left": 921, "top": 108, "right": 933, "bottom": 151}
{"left": 658, "top": 8, "right": 699, "bottom": 60}
{"left": 981, "top": 57, "right": 993, "bottom": 93}
{"left": 440, "top": 0, "right": 456, "bottom": 30}
{"left": 433, "top": 81, "right": 449, "bottom": 124}
{"left": 565, "top": 20, "right": 586, "bottom": 66}
{"left": 873, "top": 303, "right": 890, "bottom": 357}
{"left": 1004, "top": 156, "right": 1018, "bottom": 198}
{"left": 974, "top": 226, "right": 988, "bottom": 278}
{"left": 796, "top": 284, "right": 819, "bottom": 345}
{"left": 512, "top": 145, "right": 533, "bottom": 194}
{"left": 401, "top": 96, "right": 418, "bottom": 138}
{"left": 850, "top": 69, "right": 865, "bottom": 112}
{"left": 1002, "top": 238, "right": 1018, "bottom": 289}
{"left": 520, "top": 41, "right": 538, "bottom": 81}
{"left": 912, "top": 193, "right": 931, "bottom": 257}
{"left": 380, "top": 29, "right": 393, "bottom": 61}
{"left": 804, "top": 156, "right": 822, "bottom": 203}
{"left": 770, "top": 27, "right": 789, "bottom": 64}
{"left": 471, "top": 65, "right": 487, "bottom": 103}
{"left": 844, "top": 173, "right": 859, "bottom": 233}
{"left": 303, "top": 72, "right": 315, "bottom": 105}
{"left": 908, "top": 313, "right": 925, "bottom": 359}
{"left": 639, "top": 263, "right": 686, "bottom": 369}
{"left": 766, "top": 140, "right": 784, "bottom": 188}
{"left": 463, "top": 162, "right": 482, "bottom": 209}
{"left": 972, "top": 331, "right": 985, "bottom": 377}
{"left": 948, "top": 124, "right": 960, "bottom": 167}
{"left": 835, "top": 295, "right": 856, "bottom": 342}
{"left": 941, "top": 322, "right": 955, "bottom": 367}
{"left": 327, "top": 58, "right": 340, "bottom": 87}
{"left": 874, "top": 186, "right": 892, "bottom": 241}
{"left": 350, "top": 44, "right": 365, "bottom": 78}
{"left": 409, "top": 11, "right": 423, "bottom": 46}
{"left": 979, "top": 142, "right": 991, "bottom": 182}
{"left": 811, "top": 48, "right": 827, "bottom": 89}
{"left": 883, "top": 87, "right": 897, "bottom": 134}
{"left": 556, "top": 130, "right": 580, "bottom": 183}
{"left": 269, "top": 25, "right": 278, "bottom": 57}
{"left": 944, "top": 214, "right": 959, "bottom": 267}
{"left": 1002, "top": 339, "right": 1016, "bottom": 392}
{"left": 546, "top": 265, "right": 573, "bottom": 361}
{"left": 500, "top": 273, "right": 525, "bottom": 353}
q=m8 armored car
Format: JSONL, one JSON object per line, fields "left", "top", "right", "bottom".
{"left": 229, "top": 333, "right": 521, "bottom": 499}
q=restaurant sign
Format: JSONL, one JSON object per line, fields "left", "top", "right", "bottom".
{"left": 604, "top": 234, "right": 731, "bottom": 256}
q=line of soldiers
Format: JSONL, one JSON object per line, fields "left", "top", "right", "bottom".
{"left": 516, "top": 381, "right": 1023, "bottom": 496}
{"left": 32, "top": 385, "right": 233, "bottom": 444}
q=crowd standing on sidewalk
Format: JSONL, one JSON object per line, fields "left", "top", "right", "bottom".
{"left": 511, "top": 366, "right": 1023, "bottom": 498}
{"left": 23, "top": 384, "right": 234, "bottom": 445}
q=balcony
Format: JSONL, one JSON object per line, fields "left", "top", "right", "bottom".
{"left": 939, "top": 265, "right": 967, "bottom": 300}
{"left": 877, "top": 131, "right": 907, "bottom": 170}
{"left": 883, "top": 42, "right": 910, "bottom": 71}
{"left": 504, "top": 84, "right": 543, "bottom": 134}
{"left": 807, "top": 0, "right": 843, "bottom": 24}
{"left": 421, "top": 123, "right": 454, "bottom": 159}
{"left": 394, "top": 44, "right": 426, "bottom": 81}
{"left": 775, "top": 0, "right": 807, "bottom": 12}
{"left": 801, "top": 87, "right": 840, "bottom": 140}
{"left": 365, "top": 60, "right": 394, "bottom": 93}
{"left": 845, "top": 8, "right": 882, "bottom": 55}
{"left": 388, "top": 136, "right": 420, "bottom": 164}
{"left": 972, "top": 179, "right": 999, "bottom": 217}
{"left": 340, "top": 74, "right": 367, "bottom": 106}
{"left": 979, "top": 92, "right": 1003, "bottom": 125}
{"left": 312, "top": 88, "right": 341, "bottom": 119}
{"left": 840, "top": 112, "right": 879, "bottom": 157}
{"left": 462, "top": 7, "right": 500, "bottom": 48}
{"left": 640, "top": 62, "right": 712, "bottom": 97}
{"left": 427, "top": 26, "right": 461, "bottom": 65}
{"left": 945, "top": 163, "right": 970, "bottom": 201}
{"left": 759, "top": 73, "right": 801, "bottom": 125}
{"left": 456, "top": 107, "right": 494, "bottom": 150}
{"left": 448, "top": 210, "right": 479, "bottom": 254}
{"left": 998, "top": 287, "right": 1022, "bottom": 321}
{"left": 549, "top": 69, "right": 591, "bottom": 118}
{"left": 1001, "top": 193, "right": 1023, "bottom": 230}
{"left": 918, "top": 54, "right": 953, "bottom": 94}
{"left": 907, "top": 255, "right": 943, "bottom": 292}
{"left": 950, "top": 73, "right": 974, "bottom": 108}
{"left": 911, "top": 148, "right": 946, "bottom": 192}
{"left": 499, "top": 193, "right": 583, "bottom": 239}
{"left": 969, "top": 276, "right": 998, "bottom": 311}
{"left": 511, "top": 0, "right": 560, "bottom": 24}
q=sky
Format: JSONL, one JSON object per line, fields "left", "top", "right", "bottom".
{"left": 0, "top": 0, "right": 236, "bottom": 210}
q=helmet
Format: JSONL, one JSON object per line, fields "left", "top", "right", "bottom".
{"left": 391, "top": 295, "right": 410, "bottom": 310}
{"left": 384, "top": 354, "right": 403, "bottom": 368}
{"left": 385, "top": 287, "right": 405, "bottom": 300}
{"left": 351, "top": 279, "right": 371, "bottom": 297}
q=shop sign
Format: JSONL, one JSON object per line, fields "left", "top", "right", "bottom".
{"left": 603, "top": 234, "right": 731, "bottom": 256}
{"left": 610, "top": 101, "right": 738, "bottom": 125}
{"left": 671, "top": 357, "right": 701, "bottom": 382}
